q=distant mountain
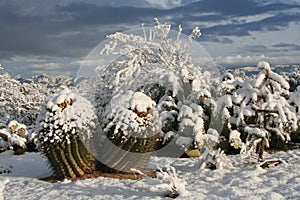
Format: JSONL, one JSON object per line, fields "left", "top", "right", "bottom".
{"left": 227, "top": 64, "right": 300, "bottom": 76}
{"left": 17, "top": 74, "right": 75, "bottom": 89}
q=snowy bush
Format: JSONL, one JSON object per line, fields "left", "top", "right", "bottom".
{"left": 155, "top": 167, "right": 188, "bottom": 198}
{"left": 89, "top": 19, "right": 218, "bottom": 161}
{"left": 289, "top": 86, "right": 300, "bottom": 142}
{"left": 280, "top": 66, "right": 300, "bottom": 92}
{"left": 0, "top": 70, "right": 49, "bottom": 126}
{"left": 253, "top": 62, "right": 297, "bottom": 148}
{"left": 214, "top": 61, "right": 298, "bottom": 159}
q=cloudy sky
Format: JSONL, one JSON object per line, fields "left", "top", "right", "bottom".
{"left": 0, "top": 0, "right": 300, "bottom": 77}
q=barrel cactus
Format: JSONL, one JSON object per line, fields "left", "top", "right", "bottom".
{"left": 99, "top": 91, "right": 162, "bottom": 172}
{"left": 0, "top": 120, "right": 28, "bottom": 154}
{"left": 35, "top": 89, "right": 99, "bottom": 179}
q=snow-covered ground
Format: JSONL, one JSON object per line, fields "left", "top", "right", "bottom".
{"left": 1, "top": 149, "right": 300, "bottom": 200}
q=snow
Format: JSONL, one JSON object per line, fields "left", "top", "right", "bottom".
{"left": 7, "top": 121, "right": 18, "bottom": 129}
{"left": 229, "top": 130, "right": 243, "bottom": 149}
{"left": 9, "top": 135, "right": 26, "bottom": 148}
{"left": 129, "top": 91, "right": 155, "bottom": 113}
{"left": 269, "top": 71, "right": 290, "bottom": 91}
{"left": 1, "top": 149, "right": 300, "bottom": 199}
{"left": 257, "top": 61, "right": 271, "bottom": 73}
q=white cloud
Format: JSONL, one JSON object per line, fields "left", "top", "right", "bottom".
{"left": 214, "top": 55, "right": 300, "bottom": 66}
{"left": 145, "top": 0, "right": 181, "bottom": 9}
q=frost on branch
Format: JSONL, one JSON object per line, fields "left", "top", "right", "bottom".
{"left": 95, "top": 19, "right": 211, "bottom": 105}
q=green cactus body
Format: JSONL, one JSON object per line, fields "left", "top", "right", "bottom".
{"left": 56, "top": 144, "right": 77, "bottom": 178}
{"left": 65, "top": 141, "right": 85, "bottom": 177}
{"left": 46, "top": 146, "right": 67, "bottom": 179}
{"left": 77, "top": 137, "right": 97, "bottom": 172}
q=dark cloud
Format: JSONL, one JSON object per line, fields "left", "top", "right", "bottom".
{"left": 200, "top": 35, "right": 233, "bottom": 44}
{"left": 0, "top": 2, "right": 166, "bottom": 60}
{"left": 0, "top": 0, "right": 299, "bottom": 64}
{"left": 172, "top": 0, "right": 300, "bottom": 20}
{"left": 53, "top": 2, "right": 165, "bottom": 25}
{"left": 272, "top": 43, "right": 300, "bottom": 51}
{"left": 173, "top": 0, "right": 260, "bottom": 17}
{"left": 243, "top": 45, "right": 269, "bottom": 53}
{"left": 196, "top": 10, "right": 300, "bottom": 38}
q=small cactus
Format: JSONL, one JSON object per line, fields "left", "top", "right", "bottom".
{"left": 0, "top": 121, "right": 28, "bottom": 154}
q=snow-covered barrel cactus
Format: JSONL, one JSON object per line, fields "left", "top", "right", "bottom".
{"left": 35, "top": 89, "right": 99, "bottom": 179}
{"left": 99, "top": 91, "right": 161, "bottom": 172}
{"left": 0, "top": 120, "right": 28, "bottom": 154}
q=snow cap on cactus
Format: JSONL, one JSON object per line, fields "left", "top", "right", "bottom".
{"left": 104, "top": 90, "right": 161, "bottom": 138}
{"left": 8, "top": 120, "right": 18, "bottom": 128}
{"left": 36, "top": 89, "right": 97, "bottom": 147}
{"left": 8, "top": 120, "right": 18, "bottom": 133}
{"left": 129, "top": 91, "right": 156, "bottom": 113}
{"left": 15, "top": 124, "right": 27, "bottom": 138}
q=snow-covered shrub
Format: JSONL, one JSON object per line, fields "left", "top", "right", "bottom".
{"left": 217, "top": 72, "right": 243, "bottom": 95}
{"left": 198, "top": 148, "right": 232, "bottom": 170}
{"left": 289, "top": 86, "right": 300, "bottom": 117}
{"left": 229, "top": 130, "right": 243, "bottom": 150}
{"left": 244, "top": 126, "right": 269, "bottom": 160}
{"left": 281, "top": 66, "right": 300, "bottom": 92}
{"left": 196, "top": 128, "right": 232, "bottom": 170}
{"left": 35, "top": 89, "right": 100, "bottom": 179}
{"left": 156, "top": 167, "right": 188, "bottom": 198}
{"left": 0, "top": 129, "right": 10, "bottom": 152}
{"left": 90, "top": 19, "right": 218, "bottom": 160}
{"left": 214, "top": 61, "right": 297, "bottom": 158}
{"left": 0, "top": 70, "right": 49, "bottom": 126}
{"left": 289, "top": 86, "right": 300, "bottom": 142}
{"left": 253, "top": 62, "right": 297, "bottom": 149}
